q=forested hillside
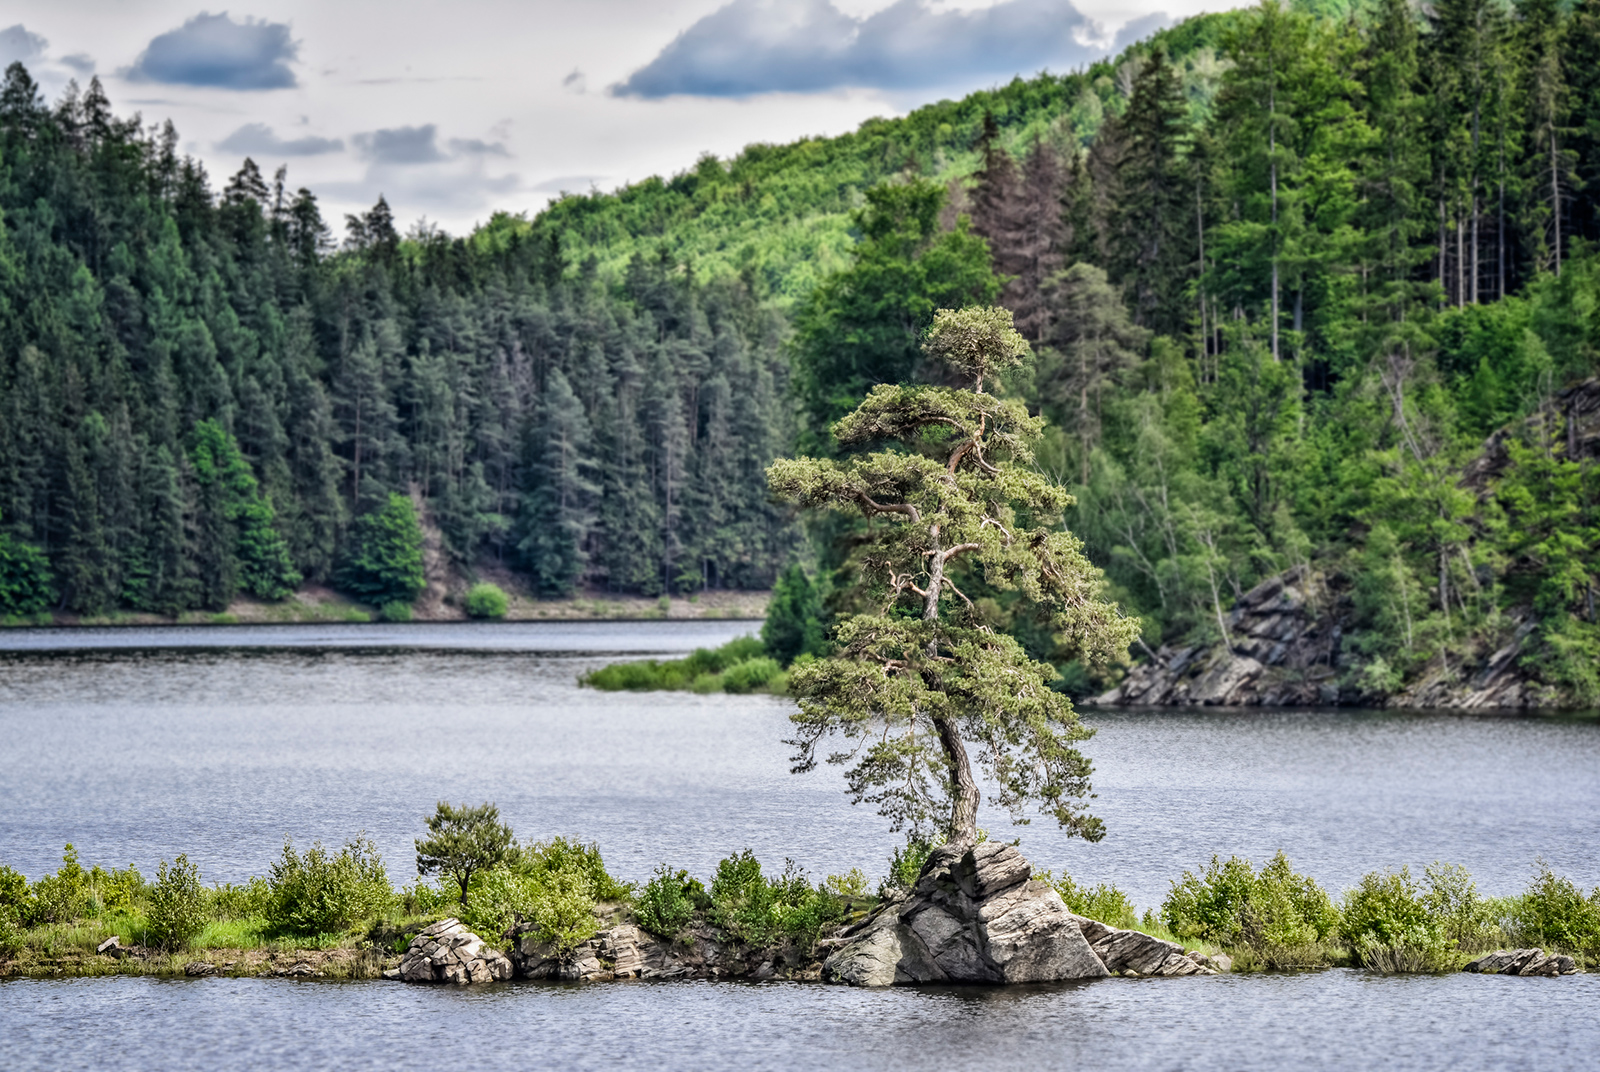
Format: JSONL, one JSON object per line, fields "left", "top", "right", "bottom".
{"left": 3, "top": 0, "right": 1600, "bottom": 708}
{"left": 0, "top": 66, "right": 796, "bottom": 617}
{"left": 820, "top": 0, "right": 1600, "bottom": 705}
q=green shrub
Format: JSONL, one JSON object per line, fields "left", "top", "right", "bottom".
{"left": 464, "top": 582, "right": 509, "bottom": 619}
{"left": 1342, "top": 867, "right": 1455, "bottom": 973}
{"left": 580, "top": 637, "right": 769, "bottom": 692}
{"left": 87, "top": 865, "right": 145, "bottom": 915}
{"left": 0, "top": 520, "right": 54, "bottom": 616}
{"left": 0, "top": 907, "right": 23, "bottom": 957}
{"left": 379, "top": 600, "right": 412, "bottom": 622}
{"left": 824, "top": 869, "right": 869, "bottom": 899}
{"left": 708, "top": 850, "right": 843, "bottom": 947}
{"left": 722, "top": 656, "right": 782, "bottom": 693}
{"left": 761, "top": 563, "right": 826, "bottom": 666}
{"left": 459, "top": 838, "right": 628, "bottom": 953}
{"left": 208, "top": 877, "right": 272, "bottom": 921}
{"left": 1047, "top": 871, "right": 1138, "bottom": 929}
{"left": 882, "top": 837, "right": 936, "bottom": 894}
{"left": 0, "top": 864, "right": 32, "bottom": 920}
{"left": 28, "top": 844, "right": 90, "bottom": 925}
{"left": 147, "top": 855, "right": 206, "bottom": 951}
{"left": 515, "top": 837, "right": 633, "bottom": 902}
{"left": 636, "top": 865, "right": 711, "bottom": 938}
{"left": 1162, "top": 852, "right": 1338, "bottom": 966}
{"left": 1421, "top": 861, "right": 1500, "bottom": 950}
{"left": 266, "top": 836, "right": 392, "bottom": 936}
{"left": 1511, "top": 863, "right": 1600, "bottom": 955}
{"left": 337, "top": 493, "right": 425, "bottom": 605}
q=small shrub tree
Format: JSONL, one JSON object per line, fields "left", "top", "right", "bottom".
{"left": 146, "top": 855, "right": 206, "bottom": 951}
{"left": 415, "top": 802, "right": 515, "bottom": 909}
{"left": 1342, "top": 867, "right": 1455, "bottom": 973}
{"left": 464, "top": 582, "right": 509, "bottom": 619}
{"left": 27, "top": 845, "right": 89, "bottom": 925}
{"left": 1512, "top": 863, "right": 1600, "bottom": 955}
{"left": 636, "top": 865, "right": 711, "bottom": 939}
{"left": 337, "top": 493, "right": 425, "bottom": 606}
{"left": 266, "top": 836, "right": 392, "bottom": 936}
{"left": 0, "top": 515, "right": 54, "bottom": 616}
{"left": 761, "top": 564, "right": 825, "bottom": 666}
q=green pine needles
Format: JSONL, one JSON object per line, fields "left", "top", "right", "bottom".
{"left": 768, "top": 306, "right": 1139, "bottom": 846}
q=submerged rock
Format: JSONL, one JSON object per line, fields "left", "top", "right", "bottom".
{"left": 823, "top": 842, "right": 1179, "bottom": 987}
{"left": 1463, "top": 949, "right": 1582, "bottom": 976}
{"left": 397, "top": 918, "right": 512, "bottom": 984}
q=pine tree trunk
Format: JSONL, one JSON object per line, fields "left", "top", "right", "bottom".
{"left": 924, "top": 520, "right": 979, "bottom": 846}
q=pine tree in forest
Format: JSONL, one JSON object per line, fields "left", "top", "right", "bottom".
{"left": 769, "top": 306, "right": 1137, "bottom": 845}
{"left": 519, "top": 367, "right": 598, "bottom": 596}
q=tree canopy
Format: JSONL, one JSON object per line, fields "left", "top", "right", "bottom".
{"left": 770, "top": 307, "right": 1139, "bottom": 845}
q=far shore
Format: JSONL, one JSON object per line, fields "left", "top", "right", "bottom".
{"left": 1, "top": 584, "right": 771, "bottom": 630}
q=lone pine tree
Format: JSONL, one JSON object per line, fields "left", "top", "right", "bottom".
{"left": 768, "top": 306, "right": 1138, "bottom": 847}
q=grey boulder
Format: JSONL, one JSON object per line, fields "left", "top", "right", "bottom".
{"left": 397, "top": 918, "right": 512, "bottom": 984}
{"left": 822, "top": 842, "right": 1110, "bottom": 987}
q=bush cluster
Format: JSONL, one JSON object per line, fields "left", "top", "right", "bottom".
{"left": 459, "top": 837, "right": 634, "bottom": 956}
{"left": 581, "top": 637, "right": 785, "bottom": 694}
{"left": 707, "top": 850, "right": 847, "bottom": 947}
{"left": 1161, "top": 853, "right": 1340, "bottom": 967}
{"left": 635, "top": 866, "right": 712, "bottom": 939}
{"left": 147, "top": 855, "right": 206, "bottom": 951}
{"left": 265, "top": 837, "right": 392, "bottom": 937}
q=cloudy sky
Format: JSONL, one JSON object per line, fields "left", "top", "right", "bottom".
{"left": 3, "top": 1, "right": 1228, "bottom": 235}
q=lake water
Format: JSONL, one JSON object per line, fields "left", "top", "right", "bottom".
{"left": 1, "top": 621, "right": 1597, "bottom": 1070}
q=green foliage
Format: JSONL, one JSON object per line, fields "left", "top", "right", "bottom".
{"left": 208, "top": 877, "right": 273, "bottom": 921}
{"left": 0, "top": 864, "right": 31, "bottom": 918}
{"left": 0, "top": 519, "right": 53, "bottom": 616}
{"left": 459, "top": 838, "right": 628, "bottom": 953}
{"left": 189, "top": 419, "right": 301, "bottom": 603}
{"left": 379, "top": 600, "right": 412, "bottom": 623}
{"left": 27, "top": 844, "right": 90, "bottom": 926}
{"left": 581, "top": 636, "right": 780, "bottom": 693}
{"left": 415, "top": 801, "right": 516, "bottom": 908}
{"left": 707, "top": 850, "right": 845, "bottom": 947}
{"left": 1161, "top": 852, "right": 1339, "bottom": 966}
{"left": 146, "top": 855, "right": 206, "bottom": 951}
{"left": 1511, "top": 863, "right": 1600, "bottom": 955}
{"left": 338, "top": 494, "right": 425, "bottom": 606}
{"left": 776, "top": 306, "right": 1138, "bottom": 844}
{"left": 762, "top": 564, "right": 827, "bottom": 666}
{"left": 464, "top": 582, "right": 509, "bottom": 619}
{"left": 881, "top": 837, "right": 936, "bottom": 893}
{"left": 635, "top": 865, "right": 711, "bottom": 939}
{"left": 265, "top": 837, "right": 392, "bottom": 936}
{"left": 1341, "top": 867, "right": 1456, "bottom": 973}
{"left": 1046, "top": 870, "right": 1139, "bottom": 929}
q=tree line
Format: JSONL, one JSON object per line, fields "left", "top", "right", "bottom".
{"left": 0, "top": 65, "right": 797, "bottom": 616}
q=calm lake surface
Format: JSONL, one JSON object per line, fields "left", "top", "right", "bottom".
{"left": 1, "top": 620, "right": 1597, "bottom": 1070}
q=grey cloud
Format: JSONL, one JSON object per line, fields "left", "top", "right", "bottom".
{"left": 218, "top": 122, "right": 343, "bottom": 156}
{"left": 0, "top": 24, "right": 47, "bottom": 67}
{"left": 449, "top": 137, "right": 509, "bottom": 156}
{"left": 353, "top": 124, "right": 445, "bottom": 164}
{"left": 531, "top": 174, "right": 604, "bottom": 194}
{"left": 1114, "top": 13, "right": 1171, "bottom": 51}
{"left": 60, "top": 53, "right": 96, "bottom": 75}
{"left": 563, "top": 69, "right": 586, "bottom": 94}
{"left": 124, "top": 12, "right": 298, "bottom": 90}
{"left": 613, "top": 0, "right": 1150, "bottom": 99}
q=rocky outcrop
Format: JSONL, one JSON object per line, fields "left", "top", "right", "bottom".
{"left": 1094, "top": 565, "right": 1558, "bottom": 710}
{"left": 1074, "top": 916, "right": 1213, "bottom": 977}
{"left": 507, "top": 921, "right": 817, "bottom": 982}
{"left": 820, "top": 842, "right": 1211, "bottom": 986}
{"left": 393, "top": 918, "right": 512, "bottom": 984}
{"left": 1464, "top": 949, "right": 1583, "bottom": 976}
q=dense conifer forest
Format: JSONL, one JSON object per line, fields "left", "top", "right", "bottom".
{"left": 3, "top": 0, "right": 1600, "bottom": 703}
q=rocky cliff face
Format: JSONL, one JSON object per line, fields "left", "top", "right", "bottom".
{"left": 1094, "top": 556, "right": 1570, "bottom": 709}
